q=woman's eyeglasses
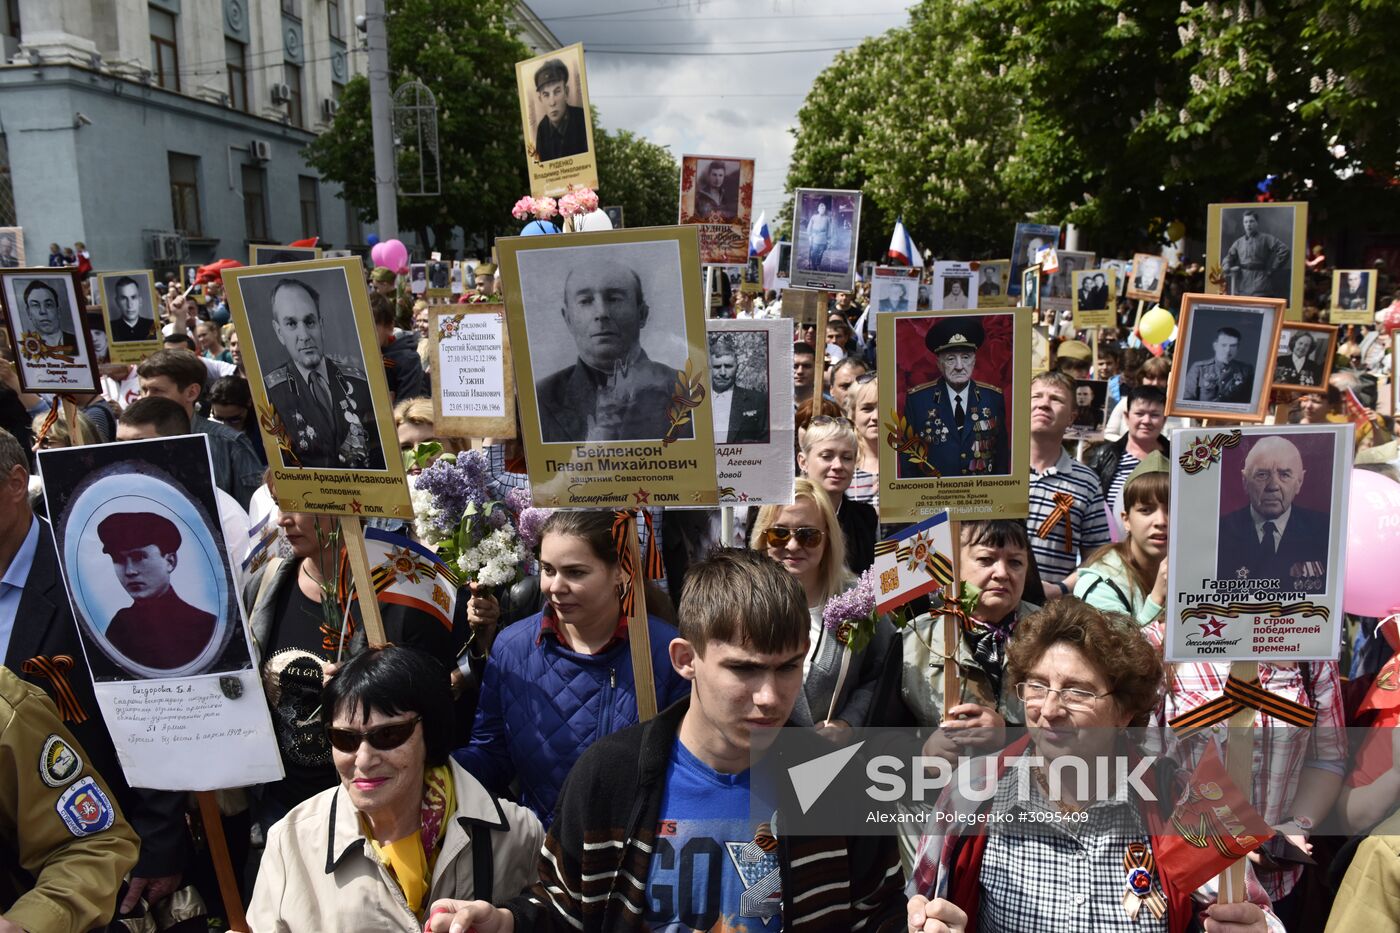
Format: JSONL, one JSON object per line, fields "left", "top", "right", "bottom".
{"left": 1015, "top": 682, "right": 1110, "bottom": 712}
{"left": 326, "top": 716, "right": 421, "bottom": 753}
{"left": 763, "top": 525, "right": 825, "bottom": 548}
{"left": 853, "top": 371, "right": 878, "bottom": 384}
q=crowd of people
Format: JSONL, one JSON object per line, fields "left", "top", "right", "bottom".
{"left": 0, "top": 244, "right": 1396, "bottom": 933}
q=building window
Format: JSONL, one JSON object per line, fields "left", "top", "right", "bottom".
{"left": 298, "top": 176, "right": 320, "bottom": 239}
{"left": 149, "top": 7, "right": 179, "bottom": 91}
{"left": 328, "top": 0, "right": 343, "bottom": 41}
{"left": 226, "top": 39, "right": 247, "bottom": 111}
{"left": 241, "top": 164, "right": 268, "bottom": 242}
{"left": 281, "top": 0, "right": 301, "bottom": 21}
{"left": 284, "top": 63, "right": 303, "bottom": 128}
{"left": 6, "top": 0, "right": 20, "bottom": 39}
{"left": 168, "top": 153, "right": 202, "bottom": 237}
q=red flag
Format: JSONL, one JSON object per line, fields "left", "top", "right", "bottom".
{"left": 1343, "top": 388, "right": 1391, "bottom": 448}
{"left": 195, "top": 259, "right": 242, "bottom": 285}
{"left": 288, "top": 237, "right": 319, "bottom": 248}
{"left": 1154, "top": 743, "right": 1273, "bottom": 894}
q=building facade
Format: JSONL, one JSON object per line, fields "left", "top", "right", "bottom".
{"left": 0, "top": 0, "right": 558, "bottom": 273}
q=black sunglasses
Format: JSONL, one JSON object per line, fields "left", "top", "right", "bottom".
{"left": 763, "top": 525, "right": 825, "bottom": 548}
{"left": 326, "top": 716, "right": 421, "bottom": 754}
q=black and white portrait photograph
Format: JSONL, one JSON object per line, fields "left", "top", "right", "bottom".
{"left": 1273, "top": 322, "right": 1336, "bottom": 393}
{"left": 39, "top": 437, "right": 251, "bottom": 682}
{"left": 0, "top": 269, "right": 97, "bottom": 394}
{"left": 1208, "top": 201, "right": 1307, "bottom": 311}
{"left": 681, "top": 156, "right": 744, "bottom": 223}
{"left": 872, "top": 266, "right": 918, "bottom": 313}
{"left": 1331, "top": 269, "right": 1376, "bottom": 319}
{"left": 917, "top": 284, "right": 931, "bottom": 311}
{"left": 932, "top": 261, "right": 978, "bottom": 311}
{"left": 603, "top": 205, "right": 624, "bottom": 229}
{"left": 1071, "top": 269, "right": 1116, "bottom": 327}
{"left": 250, "top": 245, "right": 322, "bottom": 266}
{"left": 231, "top": 264, "right": 389, "bottom": 471}
{"left": 515, "top": 238, "right": 694, "bottom": 444}
{"left": 1008, "top": 222, "right": 1059, "bottom": 298}
{"left": 1127, "top": 253, "right": 1166, "bottom": 302}
{"left": 1021, "top": 264, "right": 1041, "bottom": 310}
{"left": 1166, "top": 293, "right": 1285, "bottom": 422}
{"left": 98, "top": 271, "right": 157, "bottom": 344}
{"left": 0, "top": 227, "right": 24, "bottom": 268}
{"left": 1040, "top": 250, "right": 1095, "bottom": 311}
{"left": 978, "top": 261, "right": 1008, "bottom": 301}
{"left": 709, "top": 330, "right": 770, "bottom": 445}
{"left": 1066, "top": 378, "right": 1109, "bottom": 439}
{"left": 790, "top": 187, "right": 862, "bottom": 292}
{"left": 409, "top": 263, "right": 428, "bottom": 296}
{"left": 776, "top": 241, "right": 793, "bottom": 281}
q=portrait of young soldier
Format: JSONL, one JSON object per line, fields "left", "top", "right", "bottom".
{"left": 532, "top": 58, "right": 588, "bottom": 162}
{"left": 1183, "top": 326, "right": 1255, "bottom": 404}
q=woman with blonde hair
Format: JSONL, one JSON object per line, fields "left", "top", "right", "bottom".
{"left": 393, "top": 397, "right": 465, "bottom": 460}
{"left": 844, "top": 372, "right": 880, "bottom": 506}
{"left": 797, "top": 415, "right": 877, "bottom": 572}
{"left": 751, "top": 478, "right": 892, "bottom": 736}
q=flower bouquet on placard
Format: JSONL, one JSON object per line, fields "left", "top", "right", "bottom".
{"left": 408, "top": 447, "right": 533, "bottom": 587}
{"left": 820, "top": 569, "right": 878, "bottom": 724}
{"left": 511, "top": 185, "right": 600, "bottom": 233}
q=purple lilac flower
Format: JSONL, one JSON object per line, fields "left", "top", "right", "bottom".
{"left": 822, "top": 568, "right": 876, "bottom": 634}
{"left": 517, "top": 507, "right": 551, "bottom": 551}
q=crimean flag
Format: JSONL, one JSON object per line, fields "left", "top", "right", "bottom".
{"left": 356, "top": 528, "right": 458, "bottom": 631}
{"left": 871, "top": 510, "right": 954, "bottom": 614}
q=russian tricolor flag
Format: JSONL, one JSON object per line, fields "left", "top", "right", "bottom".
{"left": 749, "top": 211, "right": 773, "bottom": 258}
{"left": 887, "top": 217, "right": 923, "bottom": 268}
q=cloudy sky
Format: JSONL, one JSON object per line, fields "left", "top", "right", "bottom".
{"left": 528, "top": 0, "right": 915, "bottom": 225}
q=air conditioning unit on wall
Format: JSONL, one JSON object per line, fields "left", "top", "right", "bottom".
{"left": 249, "top": 139, "right": 272, "bottom": 162}
{"left": 269, "top": 82, "right": 292, "bottom": 104}
{"left": 321, "top": 98, "right": 339, "bottom": 121}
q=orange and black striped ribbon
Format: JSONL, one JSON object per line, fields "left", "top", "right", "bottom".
{"left": 638, "top": 509, "right": 664, "bottom": 581}
{"left": 22, "top": 655, "right": 86, "bottom": 724}
{"left": 612, "top": 510, "right": 638, "bottom": 618}
{"left": 1169, "top": 675, "right": 1317, "bottom": 738}
{"left": 1036, "top": 492, "right": 1075, "bottom": 553}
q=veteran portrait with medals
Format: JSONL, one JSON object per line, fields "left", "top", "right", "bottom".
{"left": 899, "top": 318, "right": 1009, "bottom": 478}
{"left": 1216, "top": 435, "right": 1328, "bottom": 590}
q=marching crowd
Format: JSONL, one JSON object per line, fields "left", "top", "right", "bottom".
{"left": 0, "top": 251, "right": 1397, "bottom": 933}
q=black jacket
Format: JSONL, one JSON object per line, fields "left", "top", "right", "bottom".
{"left": 838, "top": 493, "right": 878, "bottom": 574}
{"left": 1084, "top": 434, "right": 1170, "bottom": 498}
{"left": 383, "top": 331, "right": 428, "bottom": 402}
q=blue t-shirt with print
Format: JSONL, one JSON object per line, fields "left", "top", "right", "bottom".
{"left": 644, "top": 737, "right": 782, "bottom": 931}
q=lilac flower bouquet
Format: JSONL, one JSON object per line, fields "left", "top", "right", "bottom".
{"left": 408, "top": 449, "right": 532, "bottom": 587}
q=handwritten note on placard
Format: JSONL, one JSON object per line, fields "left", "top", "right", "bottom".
{"left": 431, "top": 305, "right": 517, "bottom": 437}
{"left": 95, "top": 671, "right": 283, "bottom": 790}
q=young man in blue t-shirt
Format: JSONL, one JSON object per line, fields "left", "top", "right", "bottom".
{"left": 427, "top": 549, "right": 905, "bottom": 932}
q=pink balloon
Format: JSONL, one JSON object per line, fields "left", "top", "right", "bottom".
{"left": 378, "top": 238, "right": 408, "bottom": 273}
{"left": 1345, "top": 469, "right": 1400, "bottom": 617}
{"left": 369, "top": 241, "right": 391, "bottom": 269}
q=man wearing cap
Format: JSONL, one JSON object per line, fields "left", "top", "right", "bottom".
{"left": 532, "top": 58, "right": 588, "bottom": 163}
{"left": 1054, "top": 338, "right": 1093, "bottom": 380}
{"left": 1183, "top": 326, "right": 1254, "bottom": 403}
{"left": 98, "top": 513, "right": 217, "bottom": 671}
{"left": 536, "top": 257, "right": 686, "bottom": 443}
{"left": 1221, "top": 209, "right": 1289, "bottom": 298}
{"left": 694, "top": 160, "right": 736, "bottom": 221}
{"left": 709, "top": 335, "right": 768, "bottom": 445}
{"left": 900, "top": 318, "right": 1008, "bottom": 477}
{"left": 1216, "top": 435, "right": 1329, "bottom": 588}
{"left": 466, "top": 264, "right": 497, "bottom": 304}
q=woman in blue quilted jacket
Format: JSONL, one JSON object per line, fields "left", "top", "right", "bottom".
{"left": 453, "top": 510, "right": 689, "bottom": 826}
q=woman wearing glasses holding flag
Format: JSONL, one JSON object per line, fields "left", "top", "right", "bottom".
{"left": 248, "top": 646, "right": 542, "bottom": 931}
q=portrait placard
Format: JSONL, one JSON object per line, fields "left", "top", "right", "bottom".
{"left": 1166, "top": 293, "right": 1285, "bottom": 423}
{"left": 223, "top": 257, "right": 411, "bottom": 519}
{"left": 1008, "top": 223, "right": 1060, "bottom": 297}
{"left": 409, "top": 263, "right": 428, "bottom": 296}
{"left": 877, "top": 308, "right": 1031, "bottom": 523}
{"left": 1072, "top": 268, "right": 1117, "bottom": 329}
{"left": 498, "top": 226, "right": 719, "bottom": 508}
{"left": 977, "top": 259, "right": 1011, "bottom": 307}
{"left": 931, "top": 261, "right": 979, "bottom": 311}
{"left": 1206, "top": 201, "right": 1308, "bottom": 318}
{"left": 37, "top": 436, "right": 283, "bottom": 790}
{"left": 430, "top": 304, "right": 516, "bottom": 438}
{"left": 790, "top": 187, "right": 862, "bottom": 292}
{"left": 603, "top": 206, "right": 624, "bottom": 229}
{"left": 678, "top": 154, "right": 755, "bottom": 265}
{"left": 1166, "top": 424, "right": 1351, "bottom": 662}
{"left": 870, "top": 266, "right": 920, "bottom": 314}
{"left": 179, "top": 264, "right": 201, "bottom": 290}
{"left": 0, "top": 268, "right": 99, "bottom": 393}
{"left": 1065, "top": 378, "right": 1109, "bottom": 440}
{"left": 515, "top": 43, "right": 599, "bottom": 198}
{"left": 774, "top": 241, "right": 793, "bottom": 293}
{"left": 1272, "top": 322, "right": 1336, "bottom": 394}
{"left": 250, "top": 244, "right": 323, "bottom": 265}
{"left": 1101, "top": 259, "right": 1130, "bottom": 300}
{"left": 708, "top": 318, "right": 793, "bottom": 506}
{"left": 1031, "top": 324, "right": 1051, "bottom": 374}
{"left": 1020, "top": 264, "right": 1041, "bottom": 312}
{"left": 1039, "top": 250, "right": 1095, "bottom": 314}
{"left": 779, "top": 288, "right": 827, "bottom": 361}
{"left": 1126, "top": 253, "right": 1167, "bottom": 302}
{"left": 0, "top": 227, "right": 25, "bottom": 268}
{"left": 1330, "top": 269, "right": 1377, "bottom": 325}
{"left": 96, "top": 270, "right": 160, "bottom": 364}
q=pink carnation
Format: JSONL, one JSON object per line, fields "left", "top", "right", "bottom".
{"left": 558, "top": 193, "right": 581, "bottom": 217}
{"left": 511, "top": 196, "right": 536, "bottom": 221}
{"left": 572, "top": 187, "right": 599, "bottom": 212}
{"left": 533, "top": 197, "right": 558, "bottom": 220}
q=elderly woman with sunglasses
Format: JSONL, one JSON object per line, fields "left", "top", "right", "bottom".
{"left": 248, "top": 646, "right": 542, "bottom": 932}
{"left": 751, "top": 479, "right": 893, "bottom": 739}
{"left": 798, "top": 415, "right": 878, "bottom": 573}
{"left": 906, "top": 600, "right": 1280, "bottom": 933}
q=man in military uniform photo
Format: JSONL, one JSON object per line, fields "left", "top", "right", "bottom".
{"left": 535, "top": 257, "right": 687, "bottom": 443}
{"left": 1183, "top": 326, "right": 1255, "bottom": 404}
{"left": 1221, "top": 209, "right": 1290, "bottom": 298}
{"left": 97, "top": 513, "right": 217, "bottom": 672}
{"left": 533, "top": 58, "right": 588, "bottom": 162}
{"left": 898, "top": 318, "right": 1009, "bottom": 478}
{"left": 263, "top": 277, "right": 386, "bottom": 470}
{"left": 1216, "top": 435, "right": 1329, "bottom": 589}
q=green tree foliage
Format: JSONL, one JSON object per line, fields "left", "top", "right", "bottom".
{"left": 594, "top": 122, "right": 679, "bottom": 229}
{"left": 303, "top": 0, "right": 530, "bottom": 250}
{"left": 786, "top": 0, "right": 1400, "bottom": 259}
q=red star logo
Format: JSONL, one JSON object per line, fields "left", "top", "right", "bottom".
{"left": 349, "top": 498, "right": 363, "bottom": 514}
{"left": 1198, "top": 618, "right": 1227, "bottom": 638}
{"left": 633, "top": 488, "right": 650, "bottom": 504}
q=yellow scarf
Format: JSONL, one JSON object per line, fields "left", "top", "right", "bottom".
{"left": 363, "top": 764, "right": 455, "bottom": 917}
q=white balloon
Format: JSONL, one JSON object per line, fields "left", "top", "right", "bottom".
{"left": 575, "top": 209, "right": 614, "bottom": 232}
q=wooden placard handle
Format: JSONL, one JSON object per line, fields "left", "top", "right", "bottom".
{"left": 62, "top": 398, "right": 79, "bottom": 447}
{"left": 196, "top": 790, "right": 247, "bottom": 932}
{"left": 339, "top": 517, "right": 387, "bottom": 647}
{"left": 941, "top": 520, "right": 963, "bottom": 720}
{"left": 622, "top": 512, "right": 657, "bottom": 721}
{"left": 1217, "top": 659, "right": 1259, "bottom": 903}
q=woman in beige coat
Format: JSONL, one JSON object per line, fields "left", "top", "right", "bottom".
{"left": 247, "top": 646, "right": 542, "bottom": 932}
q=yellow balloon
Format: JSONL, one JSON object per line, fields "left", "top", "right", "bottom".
{"left": 1166, "top": 220, "right": 1186, "bottom": 242}
{"left": 1139, "top": 306, "right": 1175, "bottom": 344}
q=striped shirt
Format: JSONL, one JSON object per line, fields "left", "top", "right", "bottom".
{"left": 847, "top": 468, "right": 879, "bottom": 507}
{"left": 1027, "top": 451, "right": 1110, "bottom": 584}
{"left": 1106, "top": 451, "right": 1139, "bottom": 517}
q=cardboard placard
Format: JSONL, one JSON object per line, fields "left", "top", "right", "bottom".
{"left": 790, "top": 187, "right": 862, "bottom": 293}
{"left": 1206, "top": 202, "right": 1308, "bottom": 320}
{"left": 430, "top": 304, "right": 516, "bottom": 439}
{"left": 931, "top": 261, "right": 980, "bottom": 311}
{"left": 708, "top": 318, "right": 794, "bottom": 506}
{"left": 250, "top": 245, "right": 323, "bottom": 265}
{"left": 96, "top": 270, "right": 160, "bottom": 364}
{"left": 0, "top": 267, "right": 100, "bottom": 394}
{"left": 1008, "top": 223, "right": 1060, "bottom": 298}
{"left": 1166, "top": 293, "right": 1286, "bottom": 424}
{"left": 1330, "top": 269, "right": 1378, "bottom": 326}
{"left": 515, "top": 43, "right": 599, "bottom": 198}
{"left": 678, "top": 154, "right": 756, "bottom": 265}
{"left": 1072, "top": 268, "right": 1118, "bottom": 329}
{"left": 870, "top": 265, "right": 920, "bottom": 314}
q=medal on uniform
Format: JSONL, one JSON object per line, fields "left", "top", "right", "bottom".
{"left": 1121, "top": 842, "right": 1166, "bottom": 920}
